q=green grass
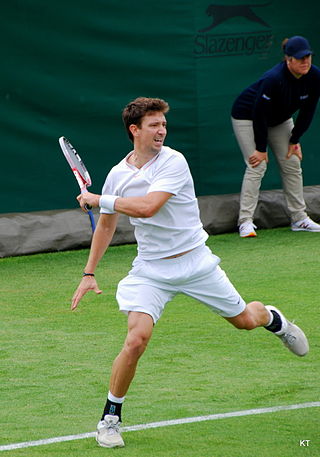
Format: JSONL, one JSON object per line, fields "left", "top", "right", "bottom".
{"left": 1, "top": 228, "right": 319, "bottom": 456}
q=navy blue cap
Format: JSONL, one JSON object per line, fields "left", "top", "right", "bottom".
{"left": 284, "top": 36, "right": 313, "bottom": 59}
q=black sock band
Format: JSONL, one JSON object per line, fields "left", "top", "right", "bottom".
{"left": 101, "top": 399, "right": 123, "bottom": 422}
{"left": 264, "top": 310, "right": 283, "bottom": 333}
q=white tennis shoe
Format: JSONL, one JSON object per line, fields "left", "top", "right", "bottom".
{"left": 239, "top": 221, "right": 257, "bottom": 238}
{"left": 291, "top": 217, "right": 320, "bottom": 232}
{"left": 96, "top": 415, "right": 124, "bottom": 448}
{"left": 266, "top": 306, "right": 309, "bottom": 357}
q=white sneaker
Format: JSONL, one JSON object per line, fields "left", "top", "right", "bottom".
{"left": 291, "top": 217, "right": 320, "bottom": 232}
{"left": 239, "top": 221, "right": 257, "bottom": 237}
{"left": 266, "top": 306, "right": 309, "bottom": 357}
{"left": 96, "top": 415, "right": 125, "bottom": 448}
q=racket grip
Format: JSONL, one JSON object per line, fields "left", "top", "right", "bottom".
{"left": 81, "top": 188, "right": 92, "bottom": 210}
{"left": 87, "top": 210, "right": 96, "bottom": 232}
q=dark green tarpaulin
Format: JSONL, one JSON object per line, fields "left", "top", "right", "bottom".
{"left": 1, "top": 0, "right": 320, "bottom": 214}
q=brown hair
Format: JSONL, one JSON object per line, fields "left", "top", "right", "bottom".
{"left": 122, "top": 97, "right": 169, "bottom": 142}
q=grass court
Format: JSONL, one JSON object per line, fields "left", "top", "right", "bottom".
{"left": 1, "top": 228, "right": 319, "bottom": 456}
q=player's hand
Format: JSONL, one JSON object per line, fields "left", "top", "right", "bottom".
{"left": 248, "top": 150, "right": 268, "bottom": 168}
{"left": 77, "top": 192, "right": 101, "bottom": 211}
{"left": 287, "top": 143, "right": 302, "bottom": 160}
{"left": 71, "top": 276, "right": 102, "bottom": 310}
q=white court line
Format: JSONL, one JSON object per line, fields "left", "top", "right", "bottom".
{"left": 1, "top": 401, "right": 319, "bottom": 451}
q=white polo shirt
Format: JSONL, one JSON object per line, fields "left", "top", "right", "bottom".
{"left": 100, "top": 146, "right": 208, "bottom": 259}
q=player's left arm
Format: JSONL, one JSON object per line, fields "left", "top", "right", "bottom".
{"left": 113, "top": 191, "right": 173, "bottom": 217}
{"left": 78, "top": 152, "right": 187, "bottom": 217}
{"left": 78, "top": 191, "right": 173, "bottom": 218}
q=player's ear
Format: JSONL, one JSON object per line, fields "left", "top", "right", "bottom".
{"left": 129, "top": 124, "right": 140, "bottom": 138}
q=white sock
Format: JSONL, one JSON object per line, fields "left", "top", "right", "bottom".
{"left": 108, "top": 391, "right": 125, "bottom": 404}
{"left": 266, "top": 309, "right": 274, "bottom": 327}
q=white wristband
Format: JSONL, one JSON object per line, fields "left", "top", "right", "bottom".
{"left": 99, "top": 195, "right": 118, "bottom": 212}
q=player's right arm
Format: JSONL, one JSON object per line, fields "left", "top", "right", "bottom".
{"left": 71, "top": 212, "right": 119, "bottom": 310}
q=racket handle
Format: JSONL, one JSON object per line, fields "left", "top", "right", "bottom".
{"left": 80, "top": 188, "right": 95, "bottom": 231}
{"left": 87, "top": 209, "right": 96, "bottom": 232}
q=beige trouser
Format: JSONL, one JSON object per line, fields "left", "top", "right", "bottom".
{"left": 231, "top": 117, "right": 307, "bottom": 226}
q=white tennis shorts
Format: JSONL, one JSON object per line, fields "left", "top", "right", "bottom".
{"left": 116, "top": 244, "right": 246, "bottom": 323}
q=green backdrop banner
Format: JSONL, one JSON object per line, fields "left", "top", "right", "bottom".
{"left": 1, "top": 0, "right": 319, "bottom": 213}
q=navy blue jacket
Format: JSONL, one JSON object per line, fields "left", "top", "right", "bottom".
{"left": 231, "top": 62, "right": 320, "bottom": 151}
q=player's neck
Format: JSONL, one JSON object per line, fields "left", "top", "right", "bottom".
{"left": 130, "top": 148, "right": 159, "bottom": 169}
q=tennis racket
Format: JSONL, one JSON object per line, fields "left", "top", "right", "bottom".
{"left": 59, "top": 136, "right": 96, "bottom": 232}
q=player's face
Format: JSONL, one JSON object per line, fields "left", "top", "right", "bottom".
{"left": 287, "top": 55, "right": 312, "bottom": 78}
{"left": 135, "top": 112, "right": 167, "bottom": 154}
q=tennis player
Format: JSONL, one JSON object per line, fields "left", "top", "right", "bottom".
{"left": 72, "top": 97, "right": 309, "bottom": 448}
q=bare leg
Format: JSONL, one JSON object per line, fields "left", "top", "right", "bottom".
{"left": 224, "top": 301, "right": 270, "bottom": 330}
{"left": 96, "top": 312, "right": 154, "bottom": 447}
{"left": 109, "top": 311, "right": 154, "bottom": 397}
{"left": 224, "top": 300, "right": 309, "bottom": 357}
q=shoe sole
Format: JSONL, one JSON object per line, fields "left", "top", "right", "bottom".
{"left": 291, "top": 227, "right": 320, "bottom": 232}
{"left": 240, "top": 232, "right": 257, "bottom": 238}
{"left": 96, "top": 428, "right": 125, "bottom": 448}
{"left": 96, "top": 437, "right": 125, "bottom": 448}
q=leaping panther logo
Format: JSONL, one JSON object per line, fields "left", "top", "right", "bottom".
{"left": 199, "top": 3, "right": 271, "bottom": 33}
